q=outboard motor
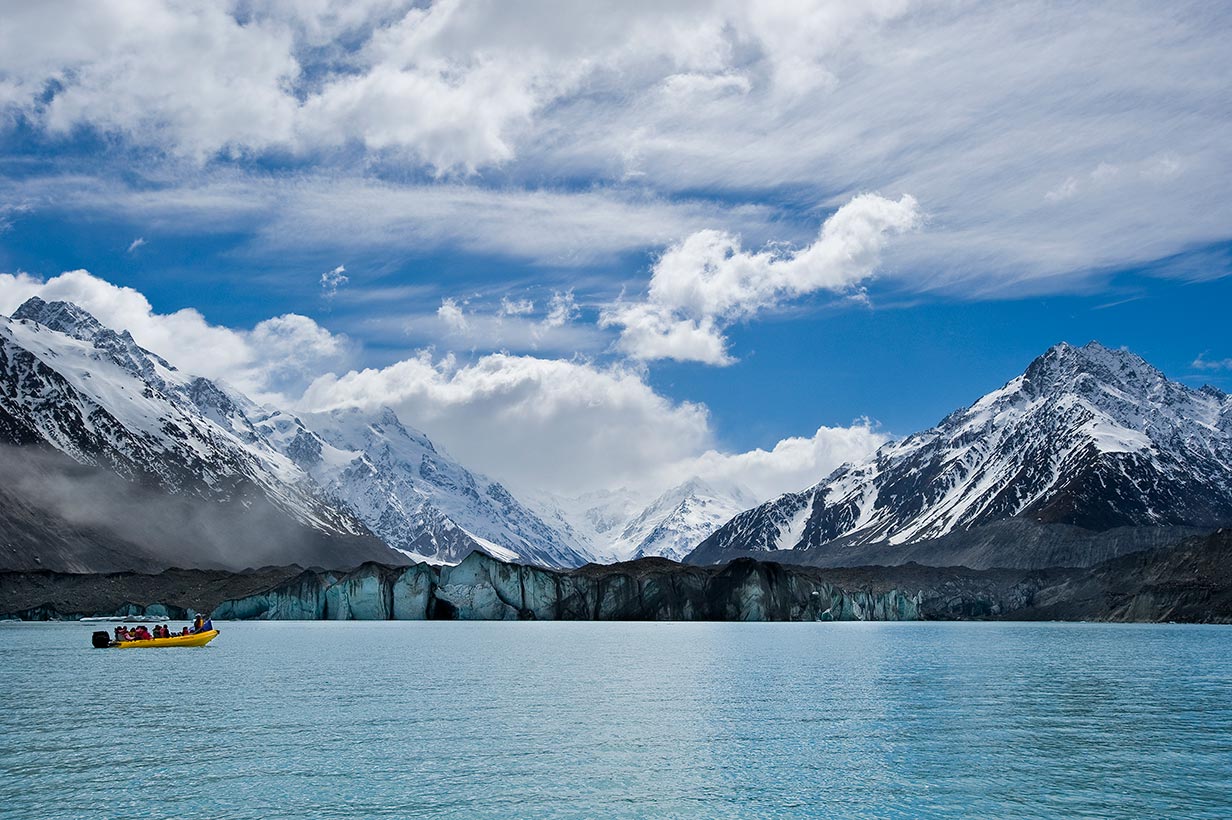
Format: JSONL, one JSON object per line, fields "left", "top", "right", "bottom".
{"left": 91, "top": 630, "right": 112, "bottom": 649}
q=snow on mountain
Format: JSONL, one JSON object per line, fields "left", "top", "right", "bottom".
{"left": 249, "top": 405, "right": 589, "bottom": 568}
{"left": 0, "top": 298, "right": 361, "bottom": 535}
{"left": 692, "top": 342, "right": 1232, "bottom": 564}
{"left": 610, "top": 478, "right": 758, "bottom": 562}
{"left": 525, "top": 487, "right": 646, "bottom": 563}
{"left": 0, "top": 298, "right": 582, "bottom": 569}
{"left": 534, "top": 479, "right": 757, "bottom": 563}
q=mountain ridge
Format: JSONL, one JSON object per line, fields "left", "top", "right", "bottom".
{"left": 689, "top": 342, "right": 1232, "bottom": 567}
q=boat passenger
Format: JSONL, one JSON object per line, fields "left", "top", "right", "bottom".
{"left": 192, "top": 615, "right": 204, "bottom": 633}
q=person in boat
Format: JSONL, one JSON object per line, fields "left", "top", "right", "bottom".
{"left": 134, "top": 626, "right": 152, "bottom": 640}
{"left": 115, "top": 626, "right": 127, "bottom": 641}
{"left": 192, "top": 615, "right": 204, "bottom": 633}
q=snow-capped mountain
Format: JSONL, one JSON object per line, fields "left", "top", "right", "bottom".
{"left": 533, "top": 479, "right": 757, "bottom": 563}
{"left": 250, "top": 405, "right": 588, "bottom": 567}
{"left": 0, "top": 298, "right": 581, "bottom": 570}
{"left": 690, "top": 342, "right": 1232, "bottom": 566}
{"left": 609, "top": 478, "right": 758, "bottom": 562}
{"left": 0, "top": 298, "right": 363, "bottom": 534}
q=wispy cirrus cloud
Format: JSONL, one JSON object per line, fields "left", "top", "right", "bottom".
{"left": 1192, "top": 353, "right": 1232, "bottom": 372}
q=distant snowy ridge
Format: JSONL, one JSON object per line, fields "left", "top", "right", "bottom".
{"left": 534, "top": 478, "right": 757, "bottom": 563}
{"left": 692, "top": 342, "right": 1232, "bottom": 565}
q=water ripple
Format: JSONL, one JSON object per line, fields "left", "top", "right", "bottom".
{"left": 1, "top": 621, "right": 1229, "bottom": 819}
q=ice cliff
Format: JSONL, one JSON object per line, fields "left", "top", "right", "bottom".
{"left": 212, "top": 551, "right": 922, "bottom": 622}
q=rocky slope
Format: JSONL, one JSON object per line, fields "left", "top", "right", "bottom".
{"left": 6, "top": 530, "right": 1229, "bottom": 623}
{"left": 692, "top": 342, "right": 1232, "bottom": 567}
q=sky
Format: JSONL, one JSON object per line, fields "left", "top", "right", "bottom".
{"left": 1, "top": 0, "right": 1230, "bottom": 503}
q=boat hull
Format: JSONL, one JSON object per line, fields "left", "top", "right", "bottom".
{"left": 114, "top": 629, "right": 219, "bottom": 648}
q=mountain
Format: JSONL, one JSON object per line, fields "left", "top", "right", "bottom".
{"left": 0, "top": 298, "right": 582, "bottom": 571}
{"left": 249, "top": 405, "right": 588, "bottom": 567}
{"left": 531, "top": 479, "right": 757, "bottom": 563}
{"left": 690, "top": 342, "right": 1232, "bottom": 568}
{"left": 607, "top": 478, "right": 758, "bottom": 562}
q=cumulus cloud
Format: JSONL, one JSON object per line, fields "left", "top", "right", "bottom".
{"left": 0, "top": 2, "right": 298, "bottom": 160}
{"left": 436, "top": 297, "right": 470, "bottom": 333}
{"left": 659, "top": 421, "right": 889, "bottom": 501}
{"left": 0, "top": 269, "right": 353, "bottom": 400}
{"left": 300, "top": 351, "right": 714, "bottom": 495}
{"left": 298, "top": 349, "right": 886, "bottom": 498}
{"left": 320, "top": 264, "right": 349, "bottom": 298}
{"left": 603, "top": 193, "right": 921, "bottom": 364}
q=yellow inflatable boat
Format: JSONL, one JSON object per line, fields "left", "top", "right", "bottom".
{"left": 92, "top": 628, "right": 219, "bottom": 648}
{"left": 117, "top": 629, "right": 219, "bottom": 648}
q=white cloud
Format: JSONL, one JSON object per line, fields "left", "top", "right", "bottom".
{"left": 0, "top": 2, "right": 299, "bottom": 160}
{"left": 0, "top": 202, "right": 31, "bottom": 233}
{"left": 5, "top": 3, "right": 1226, "bottom": 291}
{"left": 126, "top": 237, "right": 146, "bottom": 253}
{"left": 660, "top": 421, "right": 889, "bottom": 501}
{"left": 603, "top": 193, "right": 920, "bottom": 364}
{"left": 396, "top": 293, "right": 603, "bottom": 355}
{"left": 300, "top": 351, "right": 713, "bottom": 496}
{"left": 1192, "top": 353, "right": 1232, "bottom": 372}
{"left": 0, "top": 269, "right": 353, "bottom": 400}
{"left": 542, "top": 290, "right": 578, "bottom": 329}
{"left": 298, "top": 348, "right": 886, "bottom": 499}
{"left": 436, "top": 297, "right": 469, "bottom": 333}
{"left": 1, "top": 173, "right": 781, "bottom": 269}
{"left": 499, "top": 296, "right": 535, "bottom": 316}
{"left": 320, "top": 264, "right": 349, "bottom": 297}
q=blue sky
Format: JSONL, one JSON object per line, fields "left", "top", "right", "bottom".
{"left": 1, "top": 1, "right": 1230, "bottom": 499}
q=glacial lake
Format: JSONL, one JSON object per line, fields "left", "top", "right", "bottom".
{"left": 1, "top": 621, "right": 1229, "bottom": 819}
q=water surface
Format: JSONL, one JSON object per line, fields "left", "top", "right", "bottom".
{"left": 1, "top": 621, "right": 1229, "bottom": 819}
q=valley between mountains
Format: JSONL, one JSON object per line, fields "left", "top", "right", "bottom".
{"left": 2, "top": 298, "right": 1230, "bottom": 621}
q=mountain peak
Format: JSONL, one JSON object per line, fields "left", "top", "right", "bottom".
{"left": 1021, "top": 340, "right": 1162, "bottom": 399}
{"left": 11, "top": 297, "right": 105, "bottom": 341}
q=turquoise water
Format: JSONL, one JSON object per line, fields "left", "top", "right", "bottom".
{"left": 1, "top": 622, "right": 1229, "bottom": 819}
